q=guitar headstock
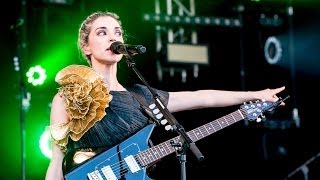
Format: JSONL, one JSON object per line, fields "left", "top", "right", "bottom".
{"left": 240, "top": 96, "right": 289, "bottom": 122}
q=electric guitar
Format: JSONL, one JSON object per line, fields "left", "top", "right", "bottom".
{"left": 65, "top": 98, "right": 286, "bottom": 180}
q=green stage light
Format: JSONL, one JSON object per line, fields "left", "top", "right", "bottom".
{"left": 39, "top": 129, "right": 52, "bottom": 159}
{"left": 26, "top": 65, "right": 47, "bottom": 86}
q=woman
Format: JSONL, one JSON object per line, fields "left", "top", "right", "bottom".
{"left": 45, "top": 11, "right": 285, "bottom": 180}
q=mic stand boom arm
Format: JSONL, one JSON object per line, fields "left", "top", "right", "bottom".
{"left": 124, "top": 54, "right": 204, "bottom": 162}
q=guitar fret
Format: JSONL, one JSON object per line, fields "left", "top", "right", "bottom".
{"left": 229, "top": 114, "right": 236, "bottom": 123}
{"left": 153, "top": 148, "right": 160, "bottom": 159}
{"left": 206, "top": 122, "right": 216, "bottom": 133}
{"left": 220, "top": 117, "right": 229, "bottom": 128}
{"left": 238, "top": 109, "right": 245, "bottom": 119}
{"left": 235, "top": 111, "right": 243, "bottom": 121}
{"left": 157, "top": 143, "right": 165, "bottom": 157}
{"left": 230, "top": 113, "right": 236, "bottom": 123}
{"left": 136, "top": 153, "right": 144, "bottom": 166}
{"left": 227, "top": 112, "right": 237, "bottom": 124}
{"left": 144, "top": 149, "right": 152, "bottom": 163}
{"left": 142, "top": 150, "right": 150, "bottom": 165}
{"left": 136, "top": 152, "right": 147, "bottom": 166}
{"left": 216, "top": 118, "right": 222, "bottom": 128}
{"left": 147, "top": 149, "right": 155, "bottom": 162}
{"left": 163, "top": 142, "right": 171, "bottom": 155}
{"left": 189, "top": 126, "right": 209, "bottom": 142}
{"left": 198, "top": 127, "right": 205, "bottom": 137}
{"left": 192, "top": 129, "right": 201, "bottom": 141}
{"left": 151, "top": 147, "right": 160, "bottom": 160}
{"left": 188, "top": 131, "right": 195, "bottom": 142}
{"left": 221, "top": 116, "right": 229, "bottom": 128}
{"left": 164, "top": 140, "right": 174, "bottom": 156}
{"left": 223, "top": 116, "right": 229, "bottom": 126}
{"left": 234, "top": 112, "right": 241, "bottom": 123}
{"left": 203, "top": 125, "right": 211, "bottom": 136}
{"left": 199, "top": 126, "right": 209, "bottom": 137}
{"left": 212, "top": 120, "right": 222, "bottom": 131}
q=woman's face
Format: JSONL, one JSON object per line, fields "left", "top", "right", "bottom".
{"left": 84, "top": 16, "right": 124, "bottom": 64}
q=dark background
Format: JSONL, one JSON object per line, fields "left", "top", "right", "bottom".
{"left": 1, "top": 0, "right": 320, "bottom": 179}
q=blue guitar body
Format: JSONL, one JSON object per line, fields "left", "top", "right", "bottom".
{"left": 65, "top": 124, "right": 155, "bottom": 180}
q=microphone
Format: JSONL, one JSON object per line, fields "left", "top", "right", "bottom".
{"left": 110, "top": 41, "right": 146, "bottom": 56}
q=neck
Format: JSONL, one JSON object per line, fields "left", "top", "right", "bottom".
{"left": 91, "top": 63, "right": 125, "bottom": 91}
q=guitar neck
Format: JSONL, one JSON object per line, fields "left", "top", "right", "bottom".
{"left": 136, "top": 109, "right": 245, "bottom": 167}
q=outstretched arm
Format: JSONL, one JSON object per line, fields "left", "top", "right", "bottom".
{"left": 167, "top": 86, "right": 285, "bottom": 113}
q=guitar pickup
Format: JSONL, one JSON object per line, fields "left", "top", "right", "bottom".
{"left": 101, "top": 166, "right": 117, "bottom": 180}
{"left": 124, "top": 155, "right": 141, "bottom": 173}
{"left": 87, "top": 170, "right": 104, "bottom": 180}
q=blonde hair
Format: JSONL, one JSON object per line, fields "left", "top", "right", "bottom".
{"left": 78, "top": 11, "right": 126, "bottom": 65}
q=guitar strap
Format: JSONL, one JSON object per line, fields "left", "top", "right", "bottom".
{"left": 128, "top": 88, "right": 161, "bottom": 178}
{"left": 128, "top": 89, "right": 159, "bottom": 125}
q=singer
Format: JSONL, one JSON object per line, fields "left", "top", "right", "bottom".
{"left": 45, "top": 10, "right": 286, "bottom": 180}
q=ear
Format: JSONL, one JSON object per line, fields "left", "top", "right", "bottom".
{"left": 82, "top": 45, "right": 91, "bottom": 56}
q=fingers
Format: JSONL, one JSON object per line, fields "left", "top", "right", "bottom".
{"left": 275, "top": 86, "right": 285, "bottom": 93}
{"left": 272, "top": 88, "right": 286, "bottom": 106}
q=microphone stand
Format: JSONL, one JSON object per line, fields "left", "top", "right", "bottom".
{"left": 124, "top": 53, "right": 204, "bottom": 180}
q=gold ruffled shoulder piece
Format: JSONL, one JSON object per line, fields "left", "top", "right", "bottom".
{"left": 46, "top": 123, "right": 69, "bottom": 152}
{"left": 50, "top": 65, "right": 112, "bottom": 149}
{"left": 55, "top": 64, "right": 103, "bottom": 85}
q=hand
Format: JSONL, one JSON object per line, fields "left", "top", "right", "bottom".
{"left": 255, "top": 86, "right": 286, "bottom": 106}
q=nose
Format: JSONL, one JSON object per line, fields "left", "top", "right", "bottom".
{"left": 109, "top": 38, "right": 116, "bottom": 42}
{"left": 108, "top": 33, "right": 117, "bottom": 42}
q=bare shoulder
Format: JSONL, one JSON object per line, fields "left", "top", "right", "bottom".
{"left": 50, "top": 93, "right": 70, "bottom": 124}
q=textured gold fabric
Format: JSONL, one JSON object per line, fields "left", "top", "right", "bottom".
{"left": 48, "top": 65, "right": 112, "bottom": 151}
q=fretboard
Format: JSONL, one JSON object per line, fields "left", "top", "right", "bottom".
{"left": 135, "top": 108, "right": 246, "bottom": 167}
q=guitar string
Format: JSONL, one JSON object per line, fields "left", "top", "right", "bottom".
{"left": 187, "top": 110, "right": 244, "bottom": 141}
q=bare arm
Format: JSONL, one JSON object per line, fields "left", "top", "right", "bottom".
{"left": 167, "top": 86, "right": 285, "bottom": 112}
{"left": 45, "top": 143, "right": 65, "bottom": 180}
{"left": 45, "top": 93, "right": 70, "bottom": 180}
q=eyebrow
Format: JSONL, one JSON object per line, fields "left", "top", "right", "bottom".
{"left": 95, "top": 26, "right": 122, "bottom": 31}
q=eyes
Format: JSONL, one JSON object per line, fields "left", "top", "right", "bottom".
{"left": 97, "top": 29, "right": 122, "bottom": 37}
